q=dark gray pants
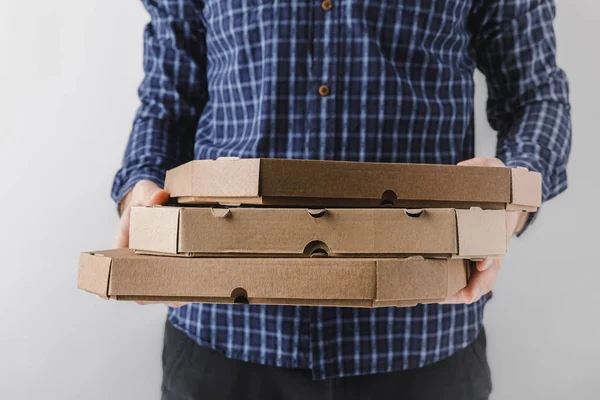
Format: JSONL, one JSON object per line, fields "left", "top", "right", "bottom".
{"left": 161, "top": 320, "right": 492, "bottom": 400}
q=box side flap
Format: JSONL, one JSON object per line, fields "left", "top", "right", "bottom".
{"left": 129, "top": 206, "right": 180, "bottom": 254}
{"left": 77, "top": 252, "right": 112, "bottom": 299}
{"left": 455, "top": 208, "right": 507, "bottom": 258}
{"left": 376, "top": 258, "right": 447, "bottom": 301}
{"left": 260, "top": 160, "right": 511, "bottom": 203}
{"left": 511, "top": 168, "right": 542, "bottom": 208}
{"left": 446, "top": 259, "right": 470, "bottom": 297}
{"left": 165, "top": 159, "right": 261, "bottom": 197}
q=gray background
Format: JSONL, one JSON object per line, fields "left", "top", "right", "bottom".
{"left": 0, "top": 0, "right": 597, "bottom": 398}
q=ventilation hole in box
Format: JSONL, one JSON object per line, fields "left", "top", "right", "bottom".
{"left": 380, "top": 190, "right": 397, "bottom": 206}
{"left": 311, "top": 249, "right": 329, "bottom": 258}
{"left": 404, "top": 209, "right": 424, "bottom": 218}
{"left": 231, "top": 288, "right": 249, "bottom": 304}
{"left": 303, "top": 241, "right": 330, "bottom": 257}
{"left": 307, "top": 209, "right": 327, "bottom": 218}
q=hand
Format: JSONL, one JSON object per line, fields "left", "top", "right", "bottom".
{"left": 443, "top": 157, "right": 529, "bottom": 304}
{"left": 112, "top": 180, "right": 185, "bottom": 308}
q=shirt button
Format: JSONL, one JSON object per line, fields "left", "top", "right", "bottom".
{"left": 321, "top": 0, "right": 333, "bottom": 11}
{"left": 318, "top": 85, "right": 330, "bottom": 96}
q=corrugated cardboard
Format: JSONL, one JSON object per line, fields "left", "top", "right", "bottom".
{"left": 77, "top": 249, "right": 470, "bottom": 307}
{"left": 165, "top": 158, "right": 542, "bottom": 211}
{"left": 129, "top": 206, "right": 507, "bottom": 259}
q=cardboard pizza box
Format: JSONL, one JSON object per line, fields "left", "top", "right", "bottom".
{"left": 77, "top": 249, "right": 470, "bottom": 308}
{"left": 164, "top": 158, "right": 541, "bottom": 211}
{"left": 129, "top": 206, "right": 507, "bottom": 259}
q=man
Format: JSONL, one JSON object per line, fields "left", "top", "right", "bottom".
{"left": 112, "top": 1, "right": 571, "bottom": 399}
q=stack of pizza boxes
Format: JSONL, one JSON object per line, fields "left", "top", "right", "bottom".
{"left": 78, "top": 158, "right": 541, "bottom": 307}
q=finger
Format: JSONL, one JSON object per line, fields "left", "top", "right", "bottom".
{"left": 506, "top": 211, "right": 528, "bottom": 238}
{"left": 135, "top": 181, "right": 168, "bottom": 206}
{"left": 135, "top": 301, "right": 187, "bottom": 307}
{"left": 147, "top": 189, "right": 170, "bottom": 206}
{"left": 442, "top": 285, "right": 478, "bottom": 305}
{"left": 457, "top": 158, "right": 480, "bottom": 167}
{"left": 469, "top": 263, "right": 500, "bottom": 301}
{"left": 457, "top": 157, "right": 489, "bottom": 167}
{"left": 443, "top": 263, "right": 500, "bottom": 304}
{"left": 112, "top": 207, "right": 132, "bottom": 249}
{"left": 457, "top": 157, "right": 504, "bottom": 168}
{"left": 476, "top": 258, "right": 502, "bottom": 272}
{"left": 476, "top": 258, "right": 494, "bottom": 272}
{"left": 167, "top": 302, "right": 187, "bottom": 308}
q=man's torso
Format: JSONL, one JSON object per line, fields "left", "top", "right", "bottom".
{"left": 169, "top": 0, "right": 486, "bottom": 380}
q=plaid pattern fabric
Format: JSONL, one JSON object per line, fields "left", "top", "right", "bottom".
{"left": 112, "top": 0, "right": 571, "bottom": 379}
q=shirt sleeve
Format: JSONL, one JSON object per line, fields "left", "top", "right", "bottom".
{"left": 111, "top": 0, "right": 207, "bottom": 204}
{"left": 471, "top": 0, "right": 572, "bottom": 205}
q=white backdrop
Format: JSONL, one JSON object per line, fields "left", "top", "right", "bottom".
{"left": 0, "top": 1, "right": 597, "bottom": 399}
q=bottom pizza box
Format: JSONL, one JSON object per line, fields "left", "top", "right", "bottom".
{"left": 77, "top": 249, "right": 470, "bottom": 308}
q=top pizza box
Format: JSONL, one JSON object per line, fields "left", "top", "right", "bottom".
{"left": 164, "top": 158, "right": 542, "bottom": 211}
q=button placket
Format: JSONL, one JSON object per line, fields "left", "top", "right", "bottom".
{"left": 321, "top": 1, "right": 339, "bottom": 159}
{"left": 310, "top": 0, "right": 338, "bottom": 160}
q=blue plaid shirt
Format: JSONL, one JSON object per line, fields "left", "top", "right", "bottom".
{"left": 113, "top": 0, "right": 571, "bottom": 379}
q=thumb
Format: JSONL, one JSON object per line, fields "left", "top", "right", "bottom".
{"left": 134, "top": 180, "right": 170, "bottom": 206}
{"left": 457, "top": 157, "right": 505, "bottom": 168}
{"left": 146, "top": 188, "right": 170, "bottom": 206}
